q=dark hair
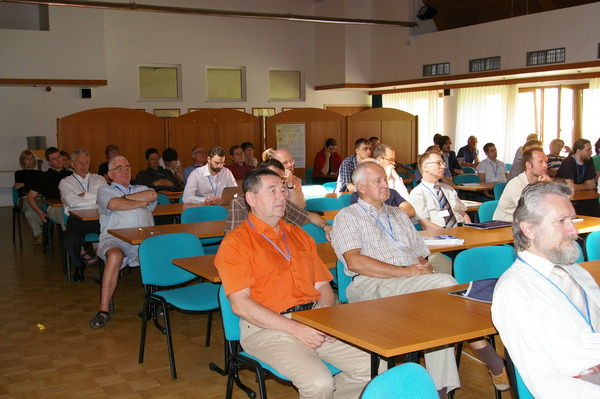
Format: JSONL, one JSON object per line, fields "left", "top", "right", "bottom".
{"left": 45, "top": 147, "right": 60, "bottom": 161}
{"left": 369, "top": 136, "right": 379, "bottom": 142}
{"left": 570, "top": 138, "right": 591, "bottom": 156}
{"left": 259, "top": 158, "right": 285, "bottom": 171}
{"left": 242, "top": 168, "right": 281, "bottom": 194}
{"left": 208, "top": 146, "right": 226, "bottom": 158}
{"left": 522, "top": 147, "right": 545, "bottom": 169}
{"left": 325, "top": 138, "right": 337, "bottom": 147}
{"left": 60, "top": 150, "right": 70, "bottom": 158}
{"left": 241, "top": 142, "right": 254, "bottom": 151}
{"left": 595, "top": 138, "right": 600, "bottom": 155}
{"left": 229, "top": 145, "right": 242, "bottom": 156}
{"left": 104, "top": 144, "right": 119, "bottom": 158}
{"left": 145, "top": 148, "right": 159, "bottom": 160}
{"left": 434, "top": 135, "right": 451, "bottom": 147}
{"left": 162, "top": 148, "right": 178, "bottom": 162}
{"left": 354, "top": 138, "right": 370, "bottom": 149}
{"left": 483, "top": 143, "right": 496, "bottom": 154}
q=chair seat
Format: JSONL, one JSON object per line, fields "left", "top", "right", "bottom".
{"left": 154, "top": 283, "right": 220, "bottom": 312}
{"left": 239, "top": 351, "right": 342, "bottom": 381}
{"left": 84, "top": 233, "right": 99, "bottom": 242}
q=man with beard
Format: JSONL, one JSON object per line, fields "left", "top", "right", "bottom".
{"left": 557, "top": 138, "right": 596, "bottom": 192}
{"left": 492, "top": 181, "right": 600, "bottom": 398}
{"left": 182, "top": 146, "right": 237, "bottom": 205}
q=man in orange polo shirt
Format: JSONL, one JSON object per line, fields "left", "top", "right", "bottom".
{"left": 215, "top": 168, "right": 371, "bottom": 399}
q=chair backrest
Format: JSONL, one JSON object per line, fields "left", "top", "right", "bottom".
{"left": 462, "top": 166, "right": 477, "bottom": 174}
{"left": 477, "top": 200, "right": 499, "bottom": 223}
{"left": 336, "top": 260, "right": 352, "bottom": 304}
{"left": 493, "top": 182, "right": 507, "bottom": 199}
{"left": 505, "top": 163, "right": 512, "bottom": 171}
{"left": 323, "top": 182, "right": 337, "bottom": 193}
{"left": 218, "top": 285, "right": 242, "bottom": 341}
{"left": 157, "top": 193, "right": 170, "bottom": 205}
{"left": 454, "top": 245, "right": 516, "bottom": 284}
{"left": 181, "top": 205, "right": 228, "bottom": 223}
{"left": 12, "top": 187, "right": 21, "bottom": 208}
{"left": 360, "top": 363, "right": 438, "bottom": 399}
{"left": 585, "top": 230, "right": 600, "bottom": 261}
{"left": 302, "top": 221, "right": 332, "bottom": 244}
{"left": 338, "top": 193, "right": 352, "bottom": 207}
{"left": 305, "top": 197, "right": 344, "bottom": 212}
{"left": 139, "top": 232, "right": 204, "bottom": 286}
{"left": 453, "top": 174, "right": 481, "bottom": 184}
{"left": 505, "top": 349, "right": 534, "bottom": 399}
{"left": 305, "top": 168, "right": 314, "bottom": 184}
{"left": 301, "top": 184, "right": 328, "bottom": 199}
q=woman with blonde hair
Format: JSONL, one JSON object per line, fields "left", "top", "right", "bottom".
{"left": 14, "top": 150, "right": 44, "bottom": 244}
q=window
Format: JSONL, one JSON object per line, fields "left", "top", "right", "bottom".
{"left": 139, "top": 65, "right": 181, "bottom": 99}
{"left": 526, "top": 48, "right": 565, "bottom": 66}
{"left": 0, "top": 3, "right": 48, "bottom": 31}
{"left": 469, "top": 56, "right": 501, "bottom": 72}
{"left": 423, "top": 63, "right": 450, "bottom": 77}
{"left": 269, "top": 70, "right": 303, "bottom": 100}
{"left": 206, "top": 67, "right": 245, "bottom": 100}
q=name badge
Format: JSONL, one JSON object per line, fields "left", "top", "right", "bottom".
{"left": 581, "top": 332, "right": 600, "bottom": 349}
{"left": 438, "top": 210, "right": 450, "bottom": 218}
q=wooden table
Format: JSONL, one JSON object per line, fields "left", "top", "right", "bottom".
{"left": 450, "top": 182, "right": 496, "bottom": 192}
{"left": 292, "top": 260, "right": 600, "bottom": 377}
{"left": 161, "top": 191, "right": 184, "bottom": 200}
{"left": 43, "top": 198, "right": 63, "bottom": 207}
{"left": 108, "top": 220, "right": 226, "bottom": 245}
{"left": 571, "top": 190, "right": 599, "bottom": 201}
{"left": 69, "top": 203, "right": 203, "bottom": 222}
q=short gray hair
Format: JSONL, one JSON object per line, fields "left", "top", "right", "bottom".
{"left": 352, "top": 160, "right": 380, "bottom": 187}
{"left": 71, "top": 148, "right": 89, "bottom": 161}
{"left": 513, "top": 181, "right": 573, "bottom": 251}
{"left": 108, "top": 155, "right": 127, "bottom": 170}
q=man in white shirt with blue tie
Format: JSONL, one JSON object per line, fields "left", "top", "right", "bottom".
{"left": 492, "top": 181, "right": 600, "bottom": 398}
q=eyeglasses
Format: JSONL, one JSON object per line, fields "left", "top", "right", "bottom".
{"left": 193, "top": 150, "right": 206, "bottom": 155}
{"left": 282, "top": 159, "right": 295, "bottom": 166}
{"left": 424, "top": 161, "right": 446, "bottom": 167}
{"left": 110, "top": 166, "right": 131, "bottom": 172}
{"left": 381, "top": 157, "right": 396, "bottom": 163}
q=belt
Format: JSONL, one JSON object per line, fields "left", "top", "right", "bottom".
{"left": 575, "top": 364, "right": 600, "bottom": 378}
{"left": 280, "top": 302, "right": 316, "bottom": 315}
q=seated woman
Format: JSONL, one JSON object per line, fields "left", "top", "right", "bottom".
{"left": 312, "top": 138, "right": 342, "bottom": 184}
{"left": 14, "top": 150, "right": 43, "bottom": 244}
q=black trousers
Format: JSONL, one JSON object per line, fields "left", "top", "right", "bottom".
{"left": 65, "top": 215, "right": 100, "bottom": 269}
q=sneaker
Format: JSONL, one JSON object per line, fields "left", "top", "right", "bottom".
{"left": 489, "top": 367, "right": 510, "bottom": 391}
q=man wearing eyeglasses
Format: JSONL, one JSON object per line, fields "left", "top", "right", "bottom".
{"left": 90, "top": 156, "right": 157, "bottom": 329}
{"left": 271, "top": 148, "right": 306, "bottom": 208}
{"left": 372, "top": 143, "right": 410, "bottom": 200}
{"left": 183, "top": 145, "right": 207, "bottom": 185}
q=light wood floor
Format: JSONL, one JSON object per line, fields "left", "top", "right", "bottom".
{"left": 1, "top": 207, "right": 515, "bottom": 398}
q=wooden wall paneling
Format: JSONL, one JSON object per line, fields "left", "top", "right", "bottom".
{"left": 57, "top": 108, "right": 165, "bottom": 176}
{"left": 347, "top": 108, "right": 418, "bottom": 164}
{"left": 266, "top": 108, "right": 346, "bottom": 179}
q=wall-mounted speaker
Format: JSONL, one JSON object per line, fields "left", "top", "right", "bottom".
{"left": 444, "top": 89, "right": 451, "bottom": 96}
{"left": 81, "top": 88, "right": 92, "bottom": 99}
{"left": 417, "top": 6, "right": 437, "bottom": 21}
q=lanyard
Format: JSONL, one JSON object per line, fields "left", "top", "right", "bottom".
{"left": 518, "top": 255, "right": 595, "bottom": 332}
{"left": 207, "top": 173, "right": 219, "bottom": 196}
{"left": 421, "top": 183, "right": 445, "bottom": 210}
{"left": 490, "top": 160, "right": 498, "bottom": 179}
{"left": 247, "top": 218, "right": 291, "bottom": 262}
{"left": 357, "top": 203, "right": 395, "bottom": 240}
{"left": 115, "top": 184, "right": 131, "bottom": 196}
{"left": 73, "top": 174, "right": 90, "bottom": 193}
{"left": 573, "top": 156, "right": 586, "bottom": 183}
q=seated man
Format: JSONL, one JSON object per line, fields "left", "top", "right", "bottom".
{"left": 241, "top": 141, "right": 258, "bottom": 167}
{"left": 215, "top": 168, "right": 371, "bottom": 399}
{"left": 162, "top": 148, "right": 184, "bottom": 187}
{"left": 507, "top": 135, "right": 540, "bottom": 181}
{"left": 457, "top": 135, "right": 479, "bottom": 167}
{"left": 547, "top": 138, "right": 566, "bottom": 178}
{"left": 59, "top": 149, "right": 107, "bottom": 282}
{"left": 476, "top": 142, "right": 508, "bottom": 183}
{"left": 372, "top": 143, "right": 410, "bottom": 199}
{"left": 135, "top": 148, "right": 182, "bottom": 192}
{"left": 225, "top": 159, "right": 332, "bottom": 241}
{"left": 98, "top": 144, "right": 120, "bottom": 182}
{"left": 494, "top": 147, "right": 551, "bottom": 222}
{"left": 312, "top": 138, "right": 342, "bottom": 184}
{"left": 557, "top": 138, "right": 596, "bottom": 192}
{"left": 91, "top": 156, "right": 157, "bottom": 328}
{"left": 492, "top": 181, "right": 600, "bottom": 398}
{"left": 183, "top": 146, "right": 237, "bottom": 204}
{"left": 226, "top": 144, "right": 255, "bottom": 180}
{"left": 27, "top": 147, "right": 72, "bottom": 233}
{"left": 332, "top": 161, "right": 509, "bottom": 396}
{"left": 270, "top": 148, "right": 306, "bottom": 208}
{"left": 410, "top": 151, "right": 472, "bottom": 230}
{"left": 183, "top": 146, "right": 207, "bottom": 185}
{"left": 335, "top": 138, "right": 371, "bottom": 193}
{"left": 435, "top": 135, "right": 463, "bottom": 178}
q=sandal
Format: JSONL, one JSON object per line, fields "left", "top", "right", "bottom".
{"left": 90, "top": 311, "right": 110, "bottom": 329}
{"left": 82, "top": 253, "right": 98, "bottom": 267}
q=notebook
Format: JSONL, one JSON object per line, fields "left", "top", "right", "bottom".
{"left": 463, "top": 220, "right": 512, "bottom": 229}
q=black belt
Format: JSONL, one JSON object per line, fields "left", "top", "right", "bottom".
{"left": 280, "top": 302, "right": 316, "bottom": 315}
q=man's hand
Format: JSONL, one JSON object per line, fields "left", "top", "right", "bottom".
{"left": 37, "top": 211, "right": 48, "bottom": 223}
{"left": 153, "top": 179, "right": 174, "bottom": 187}
{"left": 205, "top": 195, "right": 220, "bottom": 205}
{"left": 538, "top": 174, "right": 552, "bottom": 182}
{"left": 582, "top": 180, "right": 596, "bottom": 190}
{"left": 323, "top": 224, "right": 332, "bottom": 242}
{"left": 291, "top": 322, "right": 327, "bottom": 349}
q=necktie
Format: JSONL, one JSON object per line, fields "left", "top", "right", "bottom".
{"left": 553, "top": 265, "right": 600, "bottom": 330}
{"left": 433, "top": 184, "right": 458, "bottom": 228}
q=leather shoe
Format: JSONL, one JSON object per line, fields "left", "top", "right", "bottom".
{"left": 73, "top": 267, "right": 85, "bottom": 282}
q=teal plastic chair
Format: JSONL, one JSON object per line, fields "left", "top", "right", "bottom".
{"left": 505, "top": 350, "right": 534, "bottom": 399}
{"left": 12, "top": 187, "right": 24, "bottom": 247}
{"left": 157, "top": 193, "right": 170, "bottom": 204}
{"left": 305, "top": 168, "right": 314, "bottom": 184}
{"left": 453, "top": 245, "right": 516, "bottom": 284}
{"left": 181, "top": 206, "right": 227, "bottom": 254}
{"left": 505, "top": 163, "right": 512, "bottom": 171}
{"left": 305, "top": 197, "right": 344, "bottom": 212}
{"left": 585, "top": 230, "right": 600, "bottom": 261}
{"left": 338, "top": 193, "right": 352, "bottom": 207}
{"left": 453, "top": 174, "right": 481, "bottom": 184}
{"left": 478, "top": 200, "right": 499, "bottom": 223}
{"left": 575, "top": 241, "right": 585, "bottom": 263}
{"left": 138, "top": 233, "right": 219, "bottom": 380}
{"left": 360, "top": 363, "right": 438, "bottom": 399}
{"left": 462, "top": 166, "right": 477, "bottom": 174}
{"left": 335, "top": 260, "right": 352, "bottom": 304}
{"left": 217, "top": 286, "right": 340, "bottom": 399}
{"left": 301, "top": 184, "right": 328, "bottom": 199}
{"left": 323, "top": 182, "right": 337, "bottom": 192}
{"left": 493, "top": 182, "right": 507, "bottom": 199}
{"left": 302, "top": 221, "right": 333, "bottom": 244}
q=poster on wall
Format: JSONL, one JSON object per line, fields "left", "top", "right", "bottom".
{"left": 275, "top": 124, "right": 306, "bottom": 168}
